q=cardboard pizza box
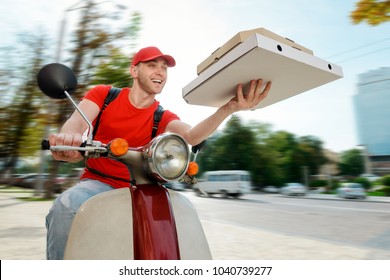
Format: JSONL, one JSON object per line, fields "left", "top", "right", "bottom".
{"left": 182, "top": 30, "right": 343, "bottom": 110}
{"left": 197, "top": 27, "right": 313, "bottom": 75}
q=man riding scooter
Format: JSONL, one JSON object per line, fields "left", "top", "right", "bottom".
{"left": 45, "top": 46, "right": 272, "bottom": 260}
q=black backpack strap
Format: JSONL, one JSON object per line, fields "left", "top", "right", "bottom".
{"left": 152, "top": 105, "right": 165, "bottom": 139}
{"left": 92, "top": 87, "right": 121, "bottom": 139}
{"left": 86, "top": 97, "right": 164, "bottom": 185}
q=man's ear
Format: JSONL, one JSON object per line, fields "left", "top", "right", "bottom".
{"left": 130, "top": 65, "right": 137, "bottom": 78}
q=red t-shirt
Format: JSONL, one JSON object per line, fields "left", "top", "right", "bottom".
{"left": 80, "top": 85, "right": 180, "bottom": 188}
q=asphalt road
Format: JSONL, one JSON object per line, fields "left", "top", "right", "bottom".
{"left": 182, "top": 191, "right": 390, "bottom": 259}
{"left": 1, "top": 187, "right": 390, "bottom": 260}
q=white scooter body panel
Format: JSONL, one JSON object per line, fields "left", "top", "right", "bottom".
{"left": 168, "top": 189, "right": 212, "bottom": 259}
{"left": 64, "top": 188, "right": 211, "bottom": 260}
{"left": 64, "top": 188, "right": 134, "bottom": 259}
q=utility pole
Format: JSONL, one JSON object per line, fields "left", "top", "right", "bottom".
{"left": 36, "top": 0, "right": 89, "bottom": 197}
{"left": 302, "top": 166, "right": 309, "bottom": 188}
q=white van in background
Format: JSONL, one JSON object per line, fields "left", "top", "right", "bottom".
{"left": 194, "top": 170, "right": 252, "bottom": 198}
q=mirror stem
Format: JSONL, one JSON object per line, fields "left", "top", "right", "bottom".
{"left": 64, "top": 90, "right": 94, "bottom": 145}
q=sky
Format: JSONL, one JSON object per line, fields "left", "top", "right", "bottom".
{"left": 1, "top": 0, "right": 389, "bottom": 153}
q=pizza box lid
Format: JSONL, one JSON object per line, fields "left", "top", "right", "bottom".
{"left": 182, "top": 32, "right": 343, "bottom": 110}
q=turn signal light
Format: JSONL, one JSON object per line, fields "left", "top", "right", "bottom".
{"left": 186, "top": 161, "right": 199, "bottom": 176}
{"left": 109, "top": 138, "right": 129, "bottom": 156}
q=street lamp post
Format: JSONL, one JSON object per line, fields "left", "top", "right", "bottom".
{"left": 56, "top": 0, "right": 93, "bottom": 63}
{"left": 56, "top": 0, "right": 127, "bottom": 63}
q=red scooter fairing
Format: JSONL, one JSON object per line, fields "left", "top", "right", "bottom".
{"left": 64, "top": 185, "right": 211, "bottom": 260}
{"left": 131, "top": 184, "right": 180, "bottom": 260}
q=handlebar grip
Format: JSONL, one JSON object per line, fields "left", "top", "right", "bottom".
{"left": 40, "top": 139, "right": 88, "bottom": 156}
{"left": 192, "top": 140, "right": 207, "bottom": 154}
{"left": 41, "top": 139, "right": 50, "bottom": 150}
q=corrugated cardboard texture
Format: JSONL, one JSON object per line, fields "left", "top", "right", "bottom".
{"left": 197, "top": 27, "right": 313, "bottom": 75}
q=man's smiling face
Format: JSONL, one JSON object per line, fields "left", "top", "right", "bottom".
{"left": 133, "top": 58, "right": 169, "bottom": 95}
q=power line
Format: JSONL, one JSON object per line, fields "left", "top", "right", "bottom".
{"left": 334, "top": 47, "right": 390, "bottom": 64}
{"left": 325, "top": 38, "right": 390, "bottom": 59}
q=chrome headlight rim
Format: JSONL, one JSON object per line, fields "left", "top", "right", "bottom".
{"left": 143, "top": 133, "right": 190, "bottom": 182}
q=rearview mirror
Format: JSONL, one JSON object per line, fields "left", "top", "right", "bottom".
{"left": 37, "top": 63, "right": 77, "bottom": 99}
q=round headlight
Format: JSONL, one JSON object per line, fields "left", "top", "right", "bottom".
{"left": 144, "top": 133, "right": 190, "bottom": 182}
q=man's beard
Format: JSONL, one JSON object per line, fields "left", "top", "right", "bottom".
{"left": 137, "top": 74, "right": 163, "bottom": 95}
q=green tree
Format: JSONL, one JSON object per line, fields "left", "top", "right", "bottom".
{"left": 197, "top": 133, "right": 220, "bottom": 174}
{"left": 90, "top": 47, "right": 134, "bottom": 88}
{"left": 1, "top": 2, "right": 142, "bottom": 197}
{"left": 197, "top": 119, "right": 328, "bottom": 188}
{"left": 261, "top": 132, "right": 327, "bottom": 185}
{"left": 297, "top": 136, "right": 328, "bottom": 177}
{"left": 212, "top": 115, "right": 258, "bottom": 170}
{"left": 44, "top": 3, "right": 142, "bottom": 198}
{"left": 266, "top": 131, "right": 300, "bottom": 183}
{"left": 197, "top": 116, "right": 266, "bottom": 187}
{"left": 381, "top": 175, "right": 390, "bottom": 196}
{"left": 252, "top": 143, "right": 285, "bottom": 187}
{"left": 248, "top": 121, "right": 284, "bottom": 187}
{"left": 0, "top": 33, "right": 48, "bottom": 179}
{"left": 350, "top": 0, "right": 390, "bottom": 25}
{"left": 353, "top": 177, "right": 371, "bottom": 190}
{"left": 338, "top": 149, "right": 365, "bottom": 176}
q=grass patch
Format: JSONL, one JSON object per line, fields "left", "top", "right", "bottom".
{"left": 0, "top": 186, "right": 34, "bottom": 193}
{"left": 323, "top": 190, "right": 336, "bottom": 195}
{"left": 18, "top": 196, "right": 55, "bottom": 202}
{"left": 1, "top": 185, "right": 55, "bottom": 201}
{"left": 368, "top": 190, "right": 386, "bottom": 197}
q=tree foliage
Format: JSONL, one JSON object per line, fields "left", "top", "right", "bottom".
{"left": 197, "top": 116, "right": 328, "bottom": 188}
{"left": 90, "top": 47, "right": 134, "bottom": 88}
{"left": 350, "top": 0, "right": 390, "bottom": 25}
{"left": 382, "top": 175, "right": 390, "bottom": 186}
{"left": 297, "top": 136, "right": 328, "bottom": 176}
{"left": 338, "top": 149, "right": 365, "bottom": 176}
{"left": 42, "top": 4, "right": 141, "bottom": 198}
{"left": 1, "top": 2, "right": 142, "bottom": 197}
{"left": 381, "top": 175, "right": 390, "bottom": 196}
{"left": 353, "top": 177, "right": 371, "bottom": 190}
{"left": 0, "top": 33, "right": 49, "bottom": 177}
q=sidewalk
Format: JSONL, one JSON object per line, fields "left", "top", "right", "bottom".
{"left": 0, "top": 188, "right": 52, "bottom": 259}
{"left": 1, "top": 187, "right": 390, "bottom": 260}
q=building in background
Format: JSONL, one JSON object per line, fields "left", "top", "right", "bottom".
{"left": 353, "top": 67, "right": 390, "bottom": 176}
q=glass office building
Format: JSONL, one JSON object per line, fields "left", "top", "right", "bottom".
{"left": 353, "top": 67, "right": 390, "bottom": 174}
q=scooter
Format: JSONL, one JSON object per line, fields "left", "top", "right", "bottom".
{"left": 37, "top": 63, "right": 212, "bottom": 260}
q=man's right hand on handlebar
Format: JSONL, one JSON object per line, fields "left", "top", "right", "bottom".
{"left": 49, "top": 133, "right": 84, "bottom": 163}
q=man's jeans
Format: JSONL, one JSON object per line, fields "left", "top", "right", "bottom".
{"left": 45, "top": 179, "right": 113, "bottom": 260}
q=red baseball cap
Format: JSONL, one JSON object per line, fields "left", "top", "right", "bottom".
{"left": 131, "top": 46, "right": 176, "bottom": 67}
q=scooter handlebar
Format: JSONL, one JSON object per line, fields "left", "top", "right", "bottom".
{"left": 40, "top": 139, "right": 106, "bottom": 155}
